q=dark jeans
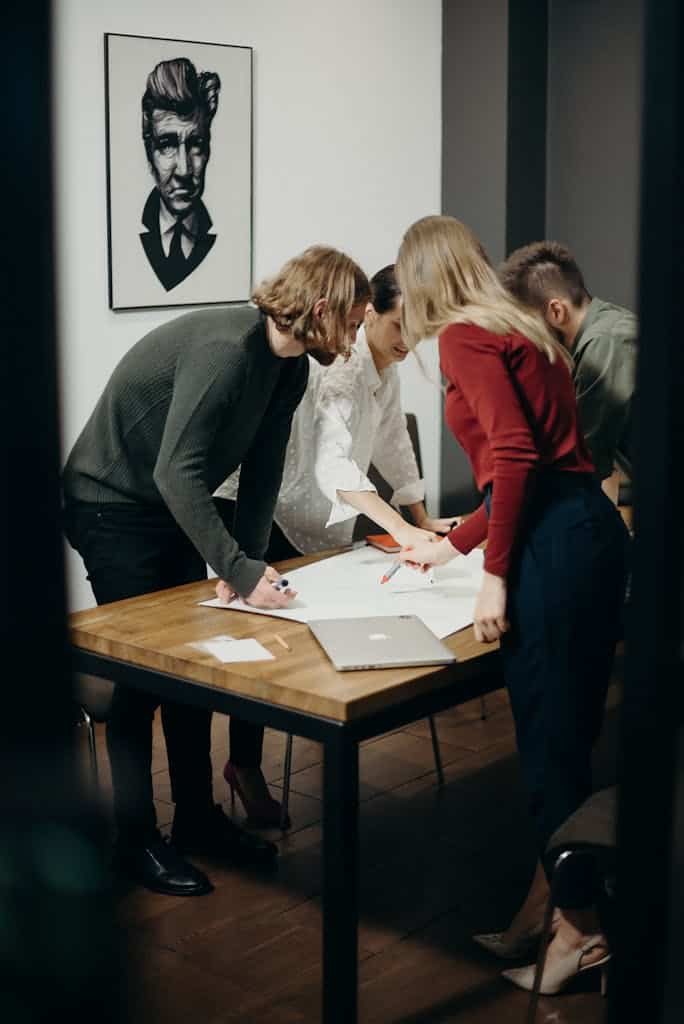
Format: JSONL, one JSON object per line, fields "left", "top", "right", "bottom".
{"left": 491, "top": 473, "right": 629, "bottom": 855}
{"left": 214, "top": 498, "right": 301, "bottom": 769}
{"left": 64, "top": 500, "right": 214, "bottom": 844}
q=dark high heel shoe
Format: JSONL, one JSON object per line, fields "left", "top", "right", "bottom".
{"left": 224, "top": 761, "right": 291, "bottom": 830}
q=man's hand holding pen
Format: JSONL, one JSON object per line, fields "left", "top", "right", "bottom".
{"left": 214, "top": 565, "right": 298, "bottom": 610}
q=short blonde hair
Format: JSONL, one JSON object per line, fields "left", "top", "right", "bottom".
{"left": 252, "top": 246, "right": 370, "bottom": 360}
{"left": 396, "top": 216, "right": 572, "bottom": 369}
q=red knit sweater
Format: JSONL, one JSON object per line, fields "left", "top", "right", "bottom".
{"left": 441, "top": 322, "right": 593, "bottom": 577}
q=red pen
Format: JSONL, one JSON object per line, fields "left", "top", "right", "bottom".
{"left": 380, "top": 561, "right": 402, "bottom": 584}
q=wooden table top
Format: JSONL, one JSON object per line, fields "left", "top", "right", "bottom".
{"left": 69, "top": 554, "right": 500, "bottom": 723}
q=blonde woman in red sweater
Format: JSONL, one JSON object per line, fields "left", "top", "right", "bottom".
{"left": 395, "top": 216, "right": 628, "bottom": 996}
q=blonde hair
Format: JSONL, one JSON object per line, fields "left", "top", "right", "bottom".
{"left": 252, "top": 246, "right": 370, "bottom": 360}
{"left": 396, "top": 216, "right": 573, "bottom": 369}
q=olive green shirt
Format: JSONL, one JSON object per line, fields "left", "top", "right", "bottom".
{"left": 572, "top": 297, "right": 638, "bottom": 480}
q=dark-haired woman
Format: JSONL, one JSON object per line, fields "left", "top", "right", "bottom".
{"left": 215, "top": 265, "right": 458, "bottom": 825}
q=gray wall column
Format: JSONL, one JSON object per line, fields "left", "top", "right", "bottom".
{"left": 546, "top": 0, "right": 643, "bottom": 310}
{"left": 441, "top": 0, "right": 548, "bottom": 513}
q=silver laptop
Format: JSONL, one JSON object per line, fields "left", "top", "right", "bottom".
{"left": 308, "top": 614, "right": 456, "bottom": 671}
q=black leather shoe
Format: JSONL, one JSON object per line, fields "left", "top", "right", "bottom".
{"left": 171, "top": 804, "right": 278, "bottom": 871}
{"left": 114, "top": 832, "right": 213, "bottom": 896}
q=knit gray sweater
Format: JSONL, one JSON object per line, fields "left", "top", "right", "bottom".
{"left": 63, "top": 306, "right": 309, "bottom": 596}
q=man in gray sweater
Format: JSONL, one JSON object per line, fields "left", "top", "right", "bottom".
{"left": 64, "top": 246, "right": 370, "bottom": 895}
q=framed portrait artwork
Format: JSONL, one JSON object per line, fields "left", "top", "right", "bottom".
{"left": 104, "top": 33, "right": 253, "bottom": 310}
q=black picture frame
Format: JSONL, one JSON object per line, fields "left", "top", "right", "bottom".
{"left": 104, "top": 32, "right": 253, "bottom": 311}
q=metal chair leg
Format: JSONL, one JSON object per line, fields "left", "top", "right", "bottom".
{"left": 427, "top": 715, "right": 445, "bottom": 787}
{"left": 281, "top": 733, "right": 294, "bottom": 830}
{"left": 80, "top": 706, "right": 100, "bottom": 791}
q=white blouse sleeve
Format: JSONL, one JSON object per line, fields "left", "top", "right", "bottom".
{"left": 371, "top": 369, "right": 425, "bottom": 508}
{"left": 313, "top": 370, "right": 377, "bottom": 528}
{"left": 213, "top": 467, "right": 240, "bottom": 500}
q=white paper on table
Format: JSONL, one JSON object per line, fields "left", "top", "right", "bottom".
{"left": 189, "top": 636, "right": 274, "bottom": 663}
{"left": 199, "top": 546, "right": 484, "bottom": 639}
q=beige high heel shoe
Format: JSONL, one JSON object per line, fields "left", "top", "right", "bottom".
{"left": 501, "top": 934, "right": 610, "bottom": 995}
{"left": 473, "top": 907, "right": 559, "bottom": 960}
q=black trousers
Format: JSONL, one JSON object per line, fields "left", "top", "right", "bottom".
{"left": 214, "top": 499, "right": 301, "bottom": 769}
{"left": 64, "top": 501, "right": 215, "bottom": 843}
{"left": 494, "top": 474, "right": 629, "bottom": 855}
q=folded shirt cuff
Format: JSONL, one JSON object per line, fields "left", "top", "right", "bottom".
{"left": 390, "top": 478, "right": 425, "bottom": 508}
{"left": 325, "top": 483, "right": 377, "bottom": 527}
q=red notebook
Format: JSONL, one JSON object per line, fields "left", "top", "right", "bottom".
{"left": 366, "top": 533, "right": 401, "bottom": 553}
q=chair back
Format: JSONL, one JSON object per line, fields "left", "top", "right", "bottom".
{"left": 352, "top": 412, "right": 422, "bottom": 541}
{"left": 75, "top": 674, "right": 115, "bottom": 722}
{"left": 545, "top": 787, "right": 617, "bottom": 909}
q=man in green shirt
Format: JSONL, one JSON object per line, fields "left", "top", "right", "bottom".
{"left": 499, "top": 241, "right": 637, "bottom": 502}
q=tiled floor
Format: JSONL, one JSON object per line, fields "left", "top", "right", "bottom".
{"left": 82, "top": 685, "right": 619, "bottom": 1023}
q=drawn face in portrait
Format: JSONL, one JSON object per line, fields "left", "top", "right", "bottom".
{"left": 107, "top": 36, "right": 252, "bottom": 310}
{"left": 149, "top": 108, "right": 210, "bottom": 218}
{"left": 139, "top": 57, "right": 221, "bottom": 293}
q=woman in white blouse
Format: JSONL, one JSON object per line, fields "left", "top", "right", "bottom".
{"left": 214, "top": 265, "right": 457, "bottom": 825}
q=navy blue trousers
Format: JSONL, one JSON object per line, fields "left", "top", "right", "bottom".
{"left": 492, "top": 474, "right": 629, "bottom": 855}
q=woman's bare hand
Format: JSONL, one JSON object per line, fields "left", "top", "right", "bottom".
{"left": 473, "top": 571, "right": 510, "bottom": 643}
{"left": 399, "top": 536, "right": 456, "bottom": 571}
{"left": 418, "top": 514, "right": 463, "bottom": 534}
{"left": 393, "top": 522, "right": 438, "bottom": 549}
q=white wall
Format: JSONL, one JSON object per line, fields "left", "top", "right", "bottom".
{"left": 54, "top": 0, "right": 442, "bottom": 610}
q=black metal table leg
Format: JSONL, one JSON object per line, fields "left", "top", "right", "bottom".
{"left": 322, "top": 728, "right": 359, "bottom": 1024}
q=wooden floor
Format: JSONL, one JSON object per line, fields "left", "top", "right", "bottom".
{"left": 82, "top": 686, "right": 620, "bottom": 1023}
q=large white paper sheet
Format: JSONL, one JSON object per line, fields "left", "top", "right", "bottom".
{"left": 199, "top": 546, "right": 484, "bottom": 639}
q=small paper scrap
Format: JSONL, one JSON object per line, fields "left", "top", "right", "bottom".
{"left": 190, "top": 636, "right": 274, "bottom": 663}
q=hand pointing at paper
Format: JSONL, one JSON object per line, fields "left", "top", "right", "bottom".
{"left": 245, "top": 566, "right": 298, "bottom": 609}
{"left": 215, "top": 565, "right": 297, "bottom": 610}
{"left": 399, "top": 537, "right": 509, "bottom": 643}
{"left": 215, "top": 579, "right": 237, "bottom": 604}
